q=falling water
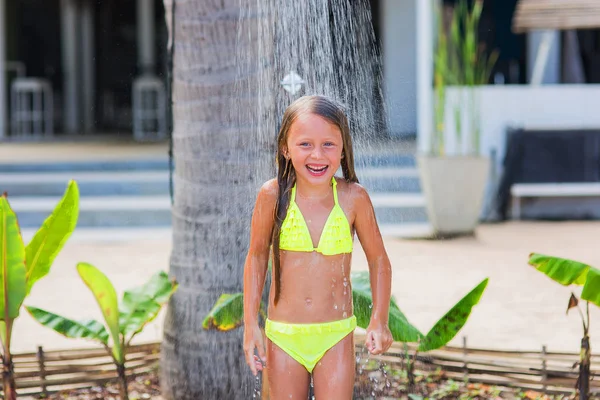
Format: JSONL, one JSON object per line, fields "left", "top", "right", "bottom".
{"left": 235, "top": 0, "right": 394, "bottom": 165}
{"left": 161, "top": 0, "right": 414, "bottom": 399}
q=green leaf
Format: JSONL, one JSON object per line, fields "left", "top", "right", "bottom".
{"left": 77, "top": 262, "right": 122, "bottom": 362}
{"left": 580, "top": 268, "right": 600, "bottom": 308}
{"left": 419, "top": 278, "right": 488, "bottom": 352}
{"left": 119, "top": 271, "right": 178, "bottom": 338}
{"left": 351, "top": 271, "right": 423, "bottom": 343}
{"left": 26, "top": 305, "right": 109, "bottom": 344}
{"left": 25, "top": 180, "right": 79, "bottom": 296}
{"left": 528, "top": 253, "right": 593, "bottom": 286}
{"left": 0, "top": 196, "right": 27, "bottom": 320}
{"left": 203, "top": 293, "right": 244, "bottom": 331}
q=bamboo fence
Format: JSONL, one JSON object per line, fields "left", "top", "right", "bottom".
{"left": 2, "top": 336, "right": 599, "bottom": 397}
{"left": 3, "top": 342, "right": 160, "bottom": 397}
{"left": 355, "top": 334, "right": 600, "bottom": 397}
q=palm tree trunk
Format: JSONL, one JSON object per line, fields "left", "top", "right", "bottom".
{"left": 160, "top": 0, "right": 272, "bottom": 399}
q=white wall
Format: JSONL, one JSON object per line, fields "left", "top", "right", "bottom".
{"left": 445, "top": 85, "right": 600, "bottom": 217}
{"left": 381, "top": 0, "right": 416, "bottom": 137}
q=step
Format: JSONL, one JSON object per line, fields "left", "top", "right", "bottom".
{"left": 1, "top": 171, "right": 170, "bottom": 197}
{"left": 21, "top": 227, "right": 173, "bottom": 243}
{"left": 354, "top": 153, "right": 415, "bottom": 168}
{"left": 379, "top": 222, "right": 434, "bottom": 239}
{"left": 9, "top": 195, "right": 172, "bottom": 228}
{"left": 0, "top": 158, "right": 170, "bottom": 173}
{"left": 357, "top": 167, "right": 419, "bottom": 178}
{"left": 1, "top": 169, "right": 419, "bottom": 196}
{"left": 371, "top": 193, "right": 428, "bottom": 225}
{"left": 358, "top": 167, "right": 421, "bottom": 193}
{"left": 370, "top": 193, "right": 426, "bottom": 208}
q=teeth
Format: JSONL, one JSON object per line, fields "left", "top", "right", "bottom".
{"left": 308, "top": 165, "right": 327, "bottom": 171}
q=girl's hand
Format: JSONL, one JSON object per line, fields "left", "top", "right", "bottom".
{"left": 243, "top": 323, "right": 266, "bottom": 376}
{"left": 365, "top": 321, "right": 393, "bottom": 355}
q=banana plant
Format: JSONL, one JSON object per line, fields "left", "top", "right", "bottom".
{"left": 26, "top": 264, "right": 178, "bottom": 400}
{"left": 203, "top": 271, "right": 488, "bottom": 352}
{"left": 528, "top": 253, "right": 600, "bottom": 400}
{"left": 0, "top": 181, "right": 79, "bottom": 400}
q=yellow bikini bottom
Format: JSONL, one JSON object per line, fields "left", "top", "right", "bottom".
{"left": 265, "top": 315, "right": 357, "bottom": 373}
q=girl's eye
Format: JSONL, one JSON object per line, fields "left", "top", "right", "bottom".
{"left": 299, "top": 142, "right": 310, "bottom": 147}
{"left": 324, "top": 142, "right": 335, "bottom": 147}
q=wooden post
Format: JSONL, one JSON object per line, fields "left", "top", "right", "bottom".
{"left": 37, "top": 346, "right": 48, "bottom": 397}
{"left": 463, "top": 336, "right": 469, "bottom": 382}
{"left": 541, "top": 345, "right": 547, "bottom": 393}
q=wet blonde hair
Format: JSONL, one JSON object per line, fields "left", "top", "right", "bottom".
{"left": 271, "top": 95, "right": 359, "bottom": 305}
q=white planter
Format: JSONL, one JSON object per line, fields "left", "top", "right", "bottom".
{"left": 417, "top": 155, "right": 490, "bottom": 237}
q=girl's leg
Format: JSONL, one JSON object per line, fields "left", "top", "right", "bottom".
{"left": 312, "top": 332, "right": 355, "bottom": 399}
{"left": 266, "top": 338, "right": 311, "bottom": 399}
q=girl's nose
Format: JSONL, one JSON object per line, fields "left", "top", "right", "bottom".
{"left": 310, "top": 147, "right": 323, "bottom": 159}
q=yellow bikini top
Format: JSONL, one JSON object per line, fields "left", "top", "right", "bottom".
{"left": 280, "top": 177, "right": 353, "bottom": 255}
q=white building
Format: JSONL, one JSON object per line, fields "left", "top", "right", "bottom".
{"left": 0, "top": 0, "right": 167, "bottom": 140}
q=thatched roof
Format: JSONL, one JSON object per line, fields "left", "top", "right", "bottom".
{"left": 513, "top": 0, "right": 600, "bottom": 33}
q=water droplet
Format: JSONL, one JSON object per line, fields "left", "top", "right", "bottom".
{"left": 334, "top": 304, "right": 338, "bottom": 310}
{"left": 343, "top": 281, "right": 348, "bottom": 287}
{"left": 343, "top": 311, "right": 347, "bottom": 318}
{"left": 369, "top": 303, "right": 373, "bottom": 309}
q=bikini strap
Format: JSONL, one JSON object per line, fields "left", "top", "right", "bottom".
{"left": 291, "top": 182, "right": 297, "bottom": 203}
{"left": 332, "top": 177, "right": 339, "bottom": 205}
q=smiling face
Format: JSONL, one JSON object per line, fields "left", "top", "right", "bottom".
{"left": 284, "top": 112, "right": 344, "bottom": 186}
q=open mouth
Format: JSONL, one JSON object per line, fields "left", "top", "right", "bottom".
{"left": 306, "top": 164, "right": 329, "bottom": 176}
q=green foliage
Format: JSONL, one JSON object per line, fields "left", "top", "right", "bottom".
{"left": 351, "top": 271, "right": 423, "bottom": 343}
{"left": 27, "top": 266, "right": 177, "bottom": 400}
{"left": 528, "top": 253, "right": 600, "bottom": 308}
{"left": 528, "top": 252, "right": 599, "bottom": 399}
{"left": 202, "top": 293, "right": 244, "bottom": 331}
{"left": 418, "top": 278, "right": 488, "bottom": 352}
{"left": 119, "top": 270, "right": 179, "bottom": 337}
{"left": 0, "top": 197, "right": 27, "bottom": 320}
{"left": 0, "top": 180, "right": 79, "bottom": 399}
{"left": 204, "top": 271, "right": 488, "bottom": 352}
{"left": 432, "top": 0, "right": 499, "bottom": 156}
{"left": 77, "top": 262, "right": 123, "bottom": 362}
{"left": 26, "top": 306, "right": 110, "bottom": 343}
{"left": 25, "top": 180, "right": 79, "bottom": 296}
{"left": 28, "top": 267, "right": 177, "bottom": 361}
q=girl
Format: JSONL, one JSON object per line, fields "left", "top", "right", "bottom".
{"left": 243, "top": 95, "right": 393, "bottom": 399}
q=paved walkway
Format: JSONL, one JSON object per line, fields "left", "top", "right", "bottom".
{"left": 13, "top": 221, "right": 600, "bottom": 354}
{"left": 0, "top": 138, "right": 168, "bottom": 163}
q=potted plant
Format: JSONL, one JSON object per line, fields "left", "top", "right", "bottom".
{"left": 418, "top": 0, "right": 498, "bottom": 237}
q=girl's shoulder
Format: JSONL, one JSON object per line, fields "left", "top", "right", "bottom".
{"left": 255, "top": 178, "right": 279, "bottom": 207}
{"left": 334, "top": 177, "right": 371, "bottom": 206}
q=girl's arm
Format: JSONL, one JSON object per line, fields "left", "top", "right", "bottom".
{"left": 353, "top": 184, "right": 394, "bottom": 354}
{"left": 243, "top": 180, "right": 277, "bottom": 374}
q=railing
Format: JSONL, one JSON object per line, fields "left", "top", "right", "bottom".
{"left": 3, "top": 336, "right": 599, "bottom": 397}
{"left": 355, "top": 334, "right": 600, "bottom": 396}
{"left": 6, "top": 342, "right": 159, "bottom": 397}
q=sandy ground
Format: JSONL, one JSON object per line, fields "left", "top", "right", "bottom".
{"left": 12, "top": 221, "right": 600, "bottom": 355}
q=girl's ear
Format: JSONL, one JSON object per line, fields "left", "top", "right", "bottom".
{"left": 282, "top": 147, "right": 290, "bottom": 159}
